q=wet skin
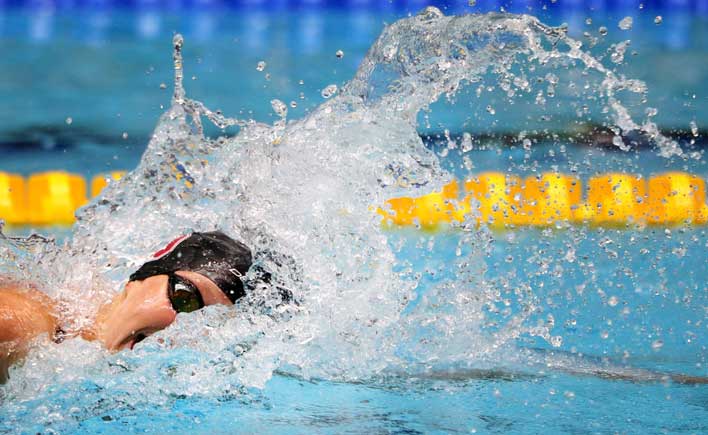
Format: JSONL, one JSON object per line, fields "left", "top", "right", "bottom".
{"left": 0, "top": 271, "right": 232, "bottom": 381}
{"left": 91, "top": 271, "right": 233, "bottom": 350}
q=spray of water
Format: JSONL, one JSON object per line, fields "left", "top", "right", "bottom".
{"left": 0, "top": 9, "right": 676, "bottom": 405}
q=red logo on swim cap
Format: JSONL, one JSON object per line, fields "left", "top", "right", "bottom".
{"left": 152, "top": 234, "right": 188, "bottom": 258}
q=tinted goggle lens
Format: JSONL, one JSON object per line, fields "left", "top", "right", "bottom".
{"left": 168, "top": 274, "right": 205, "bottom": 313}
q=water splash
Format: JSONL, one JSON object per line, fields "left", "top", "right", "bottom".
{"left": 0, "top": 8, "right": 684, "bottom": 404}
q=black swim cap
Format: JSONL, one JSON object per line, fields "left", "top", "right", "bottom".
{"left": 128, "top": 231, "right": 252, "bottom": 303}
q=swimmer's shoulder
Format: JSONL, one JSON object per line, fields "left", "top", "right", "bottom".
{"left": 0, "top": 283, "right": 59, "bottom": 343}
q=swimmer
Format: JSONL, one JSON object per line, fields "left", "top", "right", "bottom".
{"left": 0, "top": 231, "right": 258, "bottom": 383}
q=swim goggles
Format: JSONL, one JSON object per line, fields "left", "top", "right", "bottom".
{"left": 168, "top": 273, "right": 205, "bottom": 313}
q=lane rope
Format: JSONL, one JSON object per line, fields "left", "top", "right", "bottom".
{"left": 1, "top": 170, "right": 707, "bottom": 227}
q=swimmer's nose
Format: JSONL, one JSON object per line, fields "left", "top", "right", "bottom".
{"left": 128, "top": 275, "right": 178, "bottom": 329}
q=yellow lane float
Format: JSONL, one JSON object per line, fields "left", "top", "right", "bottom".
{"left": 580, "top": 173, "right": 647, "bottom": 226}
{"left": 27, "top": 172, "right": 89, "bottom": 225}
{"left": 91, "top": 171, "right": 127, "bottom": 197}
{"left": 378, "top": 179, "right": 468, "bottom": 228}
{"left": 645, "top": 172, "right": 708, "bottom": 225}
{"left": 464, "top": 173, "right": 523, "bottom": 228}
{"left": 0, "top": 171, "right": 125, "bottom": 226}
{"left": 1, "top": 170, "right": 707, "bottom": 228}
{"left": 380, "top": 171, "right": 708, "bottom": 230}
{"left": 0, "top": 172, "right": 27, "bottom": 225}
{"left": 521, "top": 173, "right": 581, "bottom": 226}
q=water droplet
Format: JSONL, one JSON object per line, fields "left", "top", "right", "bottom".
{"left": 65, "top": 117, "right": 73, "bottom": 125}
{"left": 618, "top": 16, "right": 633, "bottom": 30}
{"left": 122, "top": 132, "right": 129, "bottom": 140}
{"left": 564, "top": 248, "right": 576, "bottom": 263}
{"left": 598, "top": 26, "right": 608, "bottom": 36}
{"left": 654, "top": 16, "right": 663, "bottom": 25}
{"left": 383, "top": 45, "right": 397, "bottom": 62}
{"left": 270, "top": 99, "right": 288, "bottom": 118}
{"left": 173, "top": 33, "right": 183, "bottom": 50}
{"left": 256, "top": 61, "right": 266, "bottom": 72}
{"left": 461, "top": 132, "right": 473, "bottom": 152}
{"left": 418, "top": 6, "right": 444, "bottom": 21}
{"left": 612, "top": 135, "right": 626, "bottom": 149}
{"left": 690, "top": 120, "right": 698, "bottom": 137}
{"left": 159, "top": 83, "right": 167, "bottom": 89}
{"left": 321, "top": 84, "right": 338, "bottom": 99}
{"left": 335, "top": 50, "right": 344, "bottom": 59}
{"left": 610, "top": 41, "right": 629, "bottom": 64}
{"left": 651, "top": 339, "right": 664, "bottom": 350}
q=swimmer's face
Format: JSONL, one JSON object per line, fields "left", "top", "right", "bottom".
{"left": 96, "top": 271, "right": 232, "bottom": 351}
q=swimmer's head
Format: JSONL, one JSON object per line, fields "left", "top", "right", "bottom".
{"left": 129, "top": 231, "right": 252, "bottom": 304}
{"left": 93, "top": 231, "right": 253, "bottom": 350}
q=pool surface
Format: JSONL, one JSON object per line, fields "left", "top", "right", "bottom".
{"left": 1, "top": 3, "right": 707, "bottom": 435}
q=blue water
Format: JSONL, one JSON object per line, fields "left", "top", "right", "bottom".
{"left": 1, "top": 5, "right": 708, "bottom": 435}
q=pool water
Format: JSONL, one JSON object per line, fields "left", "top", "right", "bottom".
{"left": 1, "top": 5, "right": 707, "bottom": 435}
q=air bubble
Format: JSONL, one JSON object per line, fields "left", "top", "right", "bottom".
{"left": 654, "top": 16, "right": 663, "bottom": 25}
{"left": 598, "top": 26, "right": 608, "bottom": 36}
{"left": 335, "top": 50, "right": 344, "bottom": 59}
{"left": 65, "top": 117, "right": 73, "bottom": 125}
{"left": 651, "top": 339, "right": 664, "bottom": 350}
{"left": 256, "top": 61, "right": 266, "bottom": 72}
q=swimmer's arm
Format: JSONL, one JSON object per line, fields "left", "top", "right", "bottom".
{"left": 0, "top": 287, "right": 57, "bottom": 383}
